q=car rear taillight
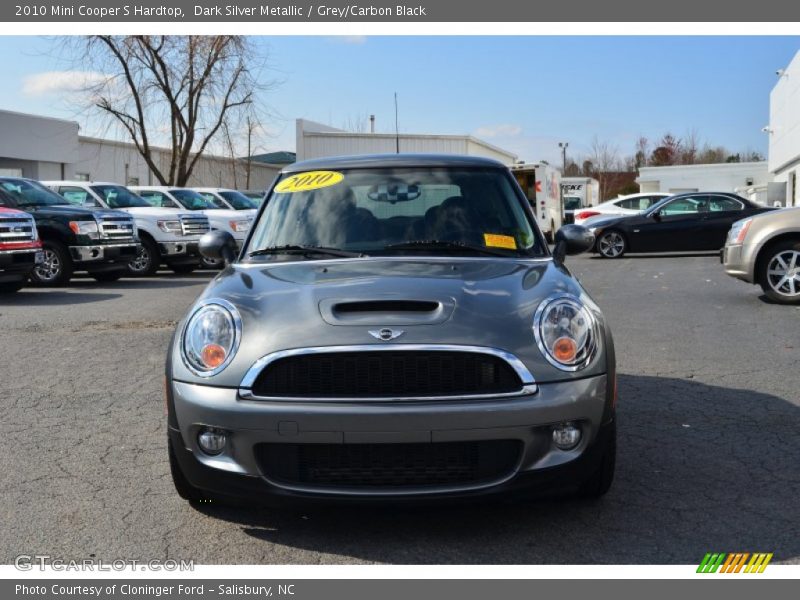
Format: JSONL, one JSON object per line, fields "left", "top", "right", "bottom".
{"left": 576, "top": 211, "right": 600, "bottom": 220}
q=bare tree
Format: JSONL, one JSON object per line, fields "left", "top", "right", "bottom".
{"left": 634, "top": 136, "right": 649, "bottom": 169}
{"left": 67, "top": 35, "right": 272, "bottom": 186}
{"left": 681, "top": 128, "right": 701, "bottom": 165}
{"left": 341, "top": 114, "right": 370, "bottom": 133}
{"left": 589, "top": 136, "right": 621, "bottom": 200}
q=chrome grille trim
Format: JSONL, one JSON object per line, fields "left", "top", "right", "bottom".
{"left": 179, "top": 215, "right": 210, "bottom": 237}
{"left": 0, "top": 215, "right": 36, "bottom": 243}
{"left": 98, "top": 216, "right": 136, "bottom": 241}
{"left": 238, "top": 344, "right": 538, "bottom": 402}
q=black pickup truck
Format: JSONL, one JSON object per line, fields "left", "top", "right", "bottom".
{"left": 0, "top": 178, "right": 140, "bottom": 285}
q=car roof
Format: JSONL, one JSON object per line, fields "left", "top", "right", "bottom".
{"left": 282, "top": 153, "right": 507, "bottom": 173}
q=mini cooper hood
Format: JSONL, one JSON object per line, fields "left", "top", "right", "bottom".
{"left": 171, "top": 257, "right": 611, "bottom": 387}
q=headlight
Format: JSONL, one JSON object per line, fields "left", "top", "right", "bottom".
{"left": 158, "top": 220, "right": 182, "bottom": 233}
{"left": 533, "top": 293, "right": 599, "bottom": 371}
{"left": 181, "top": 299, "right": 242, "bottom": 376}
{"left": 727, "top": 219, "right": 752, "bottom": 244}
{"left": 68, "top": 220, "right": 99, "bottom": 239}
{"left": 229, "top": 220, "right": 251, "bottom": 233}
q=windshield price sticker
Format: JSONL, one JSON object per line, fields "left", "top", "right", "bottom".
{"left": 275, "top": 171, "right": 344, "bottom": 193}
{"left": 484, "top": 233, "right": 517, "bottom": 249}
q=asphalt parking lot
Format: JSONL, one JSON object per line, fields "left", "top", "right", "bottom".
{"left": 1, "top": 253, "right": 798, "bottom": 565}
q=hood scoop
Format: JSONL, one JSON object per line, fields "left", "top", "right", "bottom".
{"left": 319, "top": 298, "right": 454, "bottom": 326}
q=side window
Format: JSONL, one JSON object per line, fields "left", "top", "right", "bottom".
{"left": 139, "top": 191, "right": 166, "bottom": 207}
{"left": 708, "top": 196, "right": 743, "bottom": 212}
{"left": 58, "top": 186, "right": 98, "bottom": 206}
{"left": 615, "top": 198, "right": 636, "bottom": 209}
{"left": 661, "top": 196, "right": 707, "bottom": 215}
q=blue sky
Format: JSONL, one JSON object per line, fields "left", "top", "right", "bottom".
{"left": 1, "top": 36, "right": 798, "bottom": 165}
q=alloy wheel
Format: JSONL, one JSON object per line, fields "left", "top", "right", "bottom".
{"left": 129, "top": 246, "right": 152, "bottom": 273}
{"left": 34, "top": 248, "right": 61, "bottom": 282}
{"left": 766, "top": 250, "right": 800, "bottom": 298}
{"left": 598, "top": 232, "right": 625, "bottom": 258}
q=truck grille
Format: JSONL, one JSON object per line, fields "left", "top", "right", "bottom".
{"left": 250, "top": 350, "right": 524, "bottom": 399}
{"left": 180, "top": 215, "right": 210, "bottom": 237}
{"left": 256, "top": 440, "right": 522, "bottom": 490}
{"left": 98, "top": 216, "right": 135, "bottom": 241}
{"left": 0, "top": 215, "right": 36, "bottom": 243}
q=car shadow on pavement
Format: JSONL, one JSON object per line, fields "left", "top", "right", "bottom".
{"left": 589, "top": 252, "right": 719, "bottom": 260}
{"left": 193, "top": 374, "right": 800, "bottom": 565}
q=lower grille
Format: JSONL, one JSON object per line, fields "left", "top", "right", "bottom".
{"left": 250, "top": 350, "right": 524, "bottom": 399}
{"left": 256, "top": 440, "right": 522, "bottom": 490}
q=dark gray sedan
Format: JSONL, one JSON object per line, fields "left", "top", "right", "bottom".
{"left": 166, "top": 154, "right": 616, "bottom": 506}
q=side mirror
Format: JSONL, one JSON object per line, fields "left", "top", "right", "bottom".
{"left": 199, "top": 230, "right": 237, "bottom": 264}
{"left": 553, "top": 224, "right": 595, "bottom": 264}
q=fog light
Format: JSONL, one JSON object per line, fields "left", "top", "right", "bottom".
{"left": 197, "top": 427, "right": 227, "bottom": 455}
{"left": 552, "top": 422, "right": 581, "bottom": 450}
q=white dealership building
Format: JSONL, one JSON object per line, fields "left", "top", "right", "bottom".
{"left": 766, "top": 50, "right": 800, "bottom": 208}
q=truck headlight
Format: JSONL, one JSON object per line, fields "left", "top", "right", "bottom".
{"left": 229, "top": 220, "right": 251, "bottom": 233}
{"left": 157, "top": 220, "right": 182, "bottom": 233}
{"left": 533, "top": 293, "right": 599, "bottom": 371}
{"left": 181, "top": 299, "right": 242, "bottom": 376}
{"left": 68, "top": 220, "right": 100, "bottom": 239}
{"left": 727, "top": 218, "right": 752, "bottom": 244}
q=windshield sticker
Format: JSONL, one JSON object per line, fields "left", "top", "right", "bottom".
{"left": 484, "top": 233, "right": 517, "bottom": 250}
{"left": 274, "top": 171, "right": 344, "bottom": 193}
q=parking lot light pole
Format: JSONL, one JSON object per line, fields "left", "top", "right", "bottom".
{"left": 559, "top": 142, "right": 569, "bottom": 173}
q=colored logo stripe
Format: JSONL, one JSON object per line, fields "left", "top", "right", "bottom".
{"left": 697, "top": 552, "right": 773, "bottom": 573}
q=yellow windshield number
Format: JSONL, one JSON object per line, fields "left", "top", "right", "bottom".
{"left": 274, "top": 171, "right": 344, "bottom": 193}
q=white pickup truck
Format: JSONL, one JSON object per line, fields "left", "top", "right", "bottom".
{"left": 192, "top": 188, "right": 259, "bottom": 214}
{"left": 43, "top": 181, "right": 210, "bottom": 276}
{"left": 129, "top": 186, "right": 253, "bottom": 268}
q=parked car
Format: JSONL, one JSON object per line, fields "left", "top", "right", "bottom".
{"left": 43, "top": 181, "right": 210, "bottom": 276}
{"left": 130, "top": 186, "right": 252, "bottom": 268}
{"left": 0, "top": 178, "right": 138, "bottom": 285}
{"left": 192, "top": 188, "right": 259, "bottom": 213}
{"left": 573, "top": 193, "right": 670, "bottom": 226}
{"left": 239, "top": 190, "right": 265, "bottom": 206}
{"left": 166, "top": 154, "right": 616, "bottom": 506}
{"left": 723, "top": 206, "right": 800, "bottom": 304}
{"left": 586, "top": 192, "right": 774, "bottom": 258}
{"left": 0, "top": 203, "right": 43, "bottom": 293}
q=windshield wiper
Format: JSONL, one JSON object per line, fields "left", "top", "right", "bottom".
{"left": 248, "top": 245, "right": 365, "bottom": 258}
{"left": 384, "top": 240, "right": 519, "bottom": 257}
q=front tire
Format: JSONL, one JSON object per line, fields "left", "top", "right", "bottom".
{"left": 758, "top": 239, "right": 800, "bottom": 304}
{"left": 168, "top": 437, "right": 208, "bottom": 504}
{"left": 597, "top": 230, "right": 627, "bottom": 258}
{"left": 577, "top": 422, "right": 616, "bottom": 499}
{"left": 30, "top": 240, "right": 74, "bottom": 286}
{"left": 127, "top": 237, "right": 159, "bottom": 277}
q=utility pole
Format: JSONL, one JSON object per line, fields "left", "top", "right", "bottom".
{"left": 558, "top": 142, "right": 569, "bottom": 173}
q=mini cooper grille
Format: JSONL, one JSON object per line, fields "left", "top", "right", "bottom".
{"left": 180, "top": 215, "right": 210, "bottom": 237}
{"left": 250, "top": 351, "right": 524, "bottom": 398}
{"left": 0, "top": 215, "right": 35, "bottom": 243}
{"left": 98, "top": 217, "right": 135, "bottom": 240}
{"left": 256, "top": 440, "right": 522, "bottom": 489}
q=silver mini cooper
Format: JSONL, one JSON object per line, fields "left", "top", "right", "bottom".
{"left": 166, "top": 154, "right": 616, "bottom": 505}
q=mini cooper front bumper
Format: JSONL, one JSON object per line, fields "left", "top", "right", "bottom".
{"left": 167, "top": 351, "right": 614, "bottom": 503}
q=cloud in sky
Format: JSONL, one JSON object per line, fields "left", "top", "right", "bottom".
{"left": 474, "top": 124, "right": 523, "bottom": 138}
{"left": 22, "top": 70, "right": 109, "bottom": 96}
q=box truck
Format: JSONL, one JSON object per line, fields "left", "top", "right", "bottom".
{"left": 509, "top": 162, "right": 563, "bottom": 242}
{"left": 561, "top": 177, "right": 601, "bottom": 224}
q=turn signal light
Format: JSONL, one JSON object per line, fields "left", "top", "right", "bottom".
{"left": 200, "top": 344, "right": 227, "bottom": 369}
{"left": 552, "top": 337, "right": 578, "bottom": 362}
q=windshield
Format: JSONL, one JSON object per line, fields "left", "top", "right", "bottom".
{"left": 246, "top": 167, "right": 543, "bottom": 260}
{"left": 564, "top": 197, "right": 582, "bottom": 210}
{"left": 0, "top": 179, "right": 69, "bottom": 207}
{"left": 169, "top": 189, "right": 218, "bottom": 210}
{"left": 90, "top": 185, "right": 149, "bottom": 208}
{"left": 219, "top": 190, "right": 257, "bottom": 210}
